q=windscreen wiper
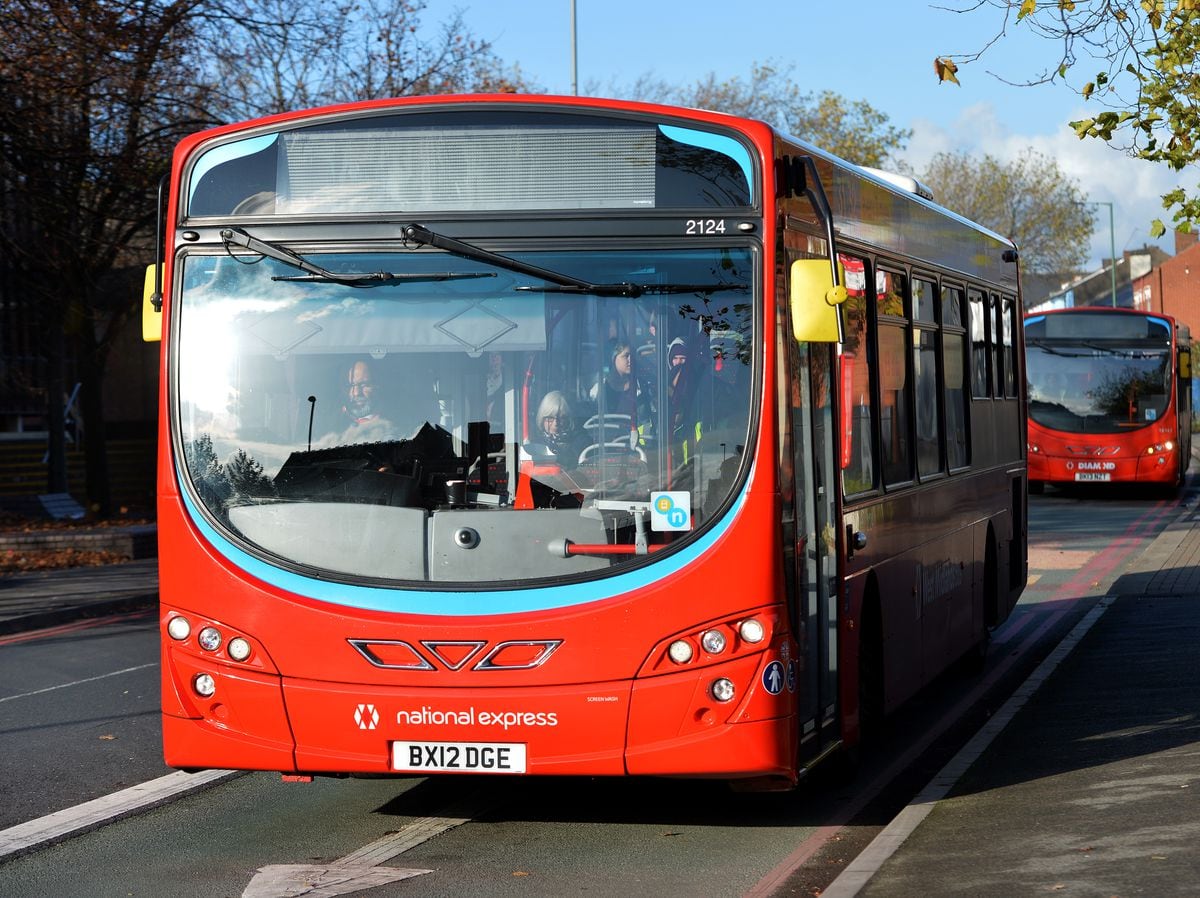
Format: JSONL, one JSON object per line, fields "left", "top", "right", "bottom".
{"left": 220, "top": 227, "right": 496, "bottom": 288}
{"left": 519, "top": 282, "right": 748, "bottom": 296}
{"left": 1027, "top": 340, "right": 1093, "bottom": 358}
{"left": 401, "top": 223, "right": 647, "bottom": 297}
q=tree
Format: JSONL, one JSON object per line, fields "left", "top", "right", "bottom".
{"left": 933, "top": 0, "right": 1200, "bottom": 236}
{"left": 627, "top": 61, "right": 911, "bottom": 168}
{"left": 201, "top": 0, "right": 533, "bottom": 120}
{"left": 226, "top": 449, "right": 274, "bottom": 500}
{"left": 0, "top": 0, "right": 212, "bottom": 510}
{"left": 0, "top": 0, "right": 528, "bottom": 515}
{"left": 919, "top": 149, "right": 1095, "bottom": 274}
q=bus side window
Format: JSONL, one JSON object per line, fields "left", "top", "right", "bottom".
{"left": 968, "top": 289, "right": 989, "bottom": 398}
{"left": 838, "top": 253, "right": 876, "bottom": 496}
{"left": 877, "top": 268, "right": 912, "bottom": 486}
{"left": 913, "top": 277, "right": 941, "bottom": 478}
{"left": 942, "top": 285, "right": 969, "bottom": 469}
{"left": 1002, "top": 297, "right": 1017, "bottom": 398}
{"left": 991, "top": 293, "right": 1004, "bottom": 398}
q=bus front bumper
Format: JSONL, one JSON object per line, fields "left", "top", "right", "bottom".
{"left": 161, "top": 643, "right": 797, "bottom": 781}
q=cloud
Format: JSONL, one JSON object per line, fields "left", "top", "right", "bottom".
{"left": 903, "top": 101, "right": 1187, "bottom": 268}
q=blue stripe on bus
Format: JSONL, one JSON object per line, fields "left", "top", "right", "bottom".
{"left": 658, "top": 125, "right": 754, "bottom": 195}
{"left": 178, "top": 479, "right": 748, "bottom": 616}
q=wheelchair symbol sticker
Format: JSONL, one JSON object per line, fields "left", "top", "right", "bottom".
{"left": 650, "top": 491, "right": 691, "bottom": 531}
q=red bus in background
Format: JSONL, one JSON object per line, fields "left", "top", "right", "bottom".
{"left": 143, "top": 94, "right": 1026, "bottom": 789}
{"left": 1025, "top": 308, "right": 1192, "bottom": 492}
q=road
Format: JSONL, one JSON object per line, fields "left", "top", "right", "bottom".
{"left": 0, "top": 481, "right": 1189, "bottom": 897}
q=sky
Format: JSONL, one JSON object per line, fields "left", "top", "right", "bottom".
{"left": 444, "top": 0, "right": 1186, "bottom": 272}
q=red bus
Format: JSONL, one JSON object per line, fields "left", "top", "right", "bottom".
{"left": 143, "top": 94, "right": 1027, "bottom": 788}
{"left": 1025, "top": 308, "right": 1192, "bottom": 492}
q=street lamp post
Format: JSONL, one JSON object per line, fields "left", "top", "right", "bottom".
{"left": 570, "top": 0, "right": 578, "bottom": 96}
{"left": 1081, "top": 200, "right": 1118, "bottom": 307}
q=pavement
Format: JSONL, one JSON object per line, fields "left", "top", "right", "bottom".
{"left": 830, "top": 496, "right": 1200, "bottom": 897}
{"left": 0, "top": 553, "right": 158, "bottom": 636}
{"left": 2, "top": 509, "right": 1200, "bottom": 896}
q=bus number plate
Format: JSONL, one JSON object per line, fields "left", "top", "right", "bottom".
{"left": 392, "top": 741, "right": 527, "bottom": 773}
{"left": 1074, "top": 472, "right": 1111, "bottom": 482}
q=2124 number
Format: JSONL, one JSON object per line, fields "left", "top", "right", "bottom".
{"left": 685, "top": 218, "right": 726, "bottom": 235}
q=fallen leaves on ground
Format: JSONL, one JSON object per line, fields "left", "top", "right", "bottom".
{"left": 1, "top": 547, "right": 131, "bottom": 574}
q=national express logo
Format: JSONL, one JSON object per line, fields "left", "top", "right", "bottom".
{"left": 395, "top": 706, "right": 559, "bottom": 730}
{"left": 354, "top": 704, "right": 380, "bottom": 730}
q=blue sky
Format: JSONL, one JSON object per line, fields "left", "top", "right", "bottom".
{"left": 449, "top": 1, "right": 1184, "bottom": 271}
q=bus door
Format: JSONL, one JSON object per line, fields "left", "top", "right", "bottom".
{"left": 786, "top": 334, "right": 842, "bottom": 762}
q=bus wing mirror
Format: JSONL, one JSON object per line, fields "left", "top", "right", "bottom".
{"left": 789, "top": 259, "right": 847, "bottom": 343}
{"left": 142, "top": 264, "right": 162, "bottom": 343}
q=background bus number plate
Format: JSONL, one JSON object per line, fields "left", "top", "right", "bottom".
{"left": 393, "top": 740, "right": 526, "bottom": 773}
{"left": 1074, "top": 472, "right": 1111, "bottom": 482}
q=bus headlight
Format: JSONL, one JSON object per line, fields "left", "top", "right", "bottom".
{"left": 710, "top": 678, "right": 736, "bottom": 702}
{"left": 227, "top": 637, "right": 252, "bottom": 662}
{"left": 193, "top": 673, "right": 216, "bottom": 697}
{"left": 166, "top": 616, "right": 191, "bottom": 641}
{"left": 700, "top": 629, "right": 727, "bottom": 654}
{"left": 197, "top": 627, "right": 222, "bottom": 652}
{"left": 739, "top": 619, "right": 765, "bottom": 644}
{"left": 668, "top": 640, "right": 694, "bottom": 664}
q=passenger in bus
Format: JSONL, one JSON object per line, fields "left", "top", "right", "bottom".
{"left": 665, "top": 337, "right": 689, "bottom": 423}
{"left": 589, "top": 341, "right": 651, "bottom": 446}
{"left": 532, "top": 390, "right": 587, "bottom": 465}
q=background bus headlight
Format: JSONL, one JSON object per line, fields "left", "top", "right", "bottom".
{"left": 166, "top": 616, "right": 190, "bottom": 641}
{"left": 197, "top": 627, "right": 222, "bottom": 651}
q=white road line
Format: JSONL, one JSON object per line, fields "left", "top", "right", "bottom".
{"left": 0, "top": 662, "right": 157, "bottom": 704}
{"left": 241, "top": 793, "right": 498, "bottom": 897}
{"left": 0, "top": 768, "right": 240, "bottom": 861}
{"left": 819, "top": 594, "right": 1117, "bottom": 898}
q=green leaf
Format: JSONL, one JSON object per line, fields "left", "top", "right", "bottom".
{"left": 1150, "top": 219, "right": 1167, "bottom": 238}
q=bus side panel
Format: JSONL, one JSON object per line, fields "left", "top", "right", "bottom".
{"left": 877, "top": 555, "right": 922, "bottom": 715}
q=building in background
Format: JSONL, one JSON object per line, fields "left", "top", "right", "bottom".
{"left": 1027, "top": 245, "right": 1170, "bottom": 314}
{"left": 1132, "top": 230, "right": 1200, "bottom": 336}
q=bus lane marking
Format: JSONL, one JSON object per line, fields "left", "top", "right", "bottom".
{"left": 747, "top": 496, "right": 1180, "bottom": 897}
{"left": 819, "top": 594, "right": 1117, "bottom": 898}
{"left": 0, "top": 769, "right": 239, "bottom": 862}
{"left": 241, "top": 793, "right": 499, "bottom": 898}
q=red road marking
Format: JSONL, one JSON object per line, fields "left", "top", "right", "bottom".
{"left": 0, "top": 610, "right": 153, "bottom": 647}
{"left": 745, "top": 494, "right": 1180, "bottom": 896}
